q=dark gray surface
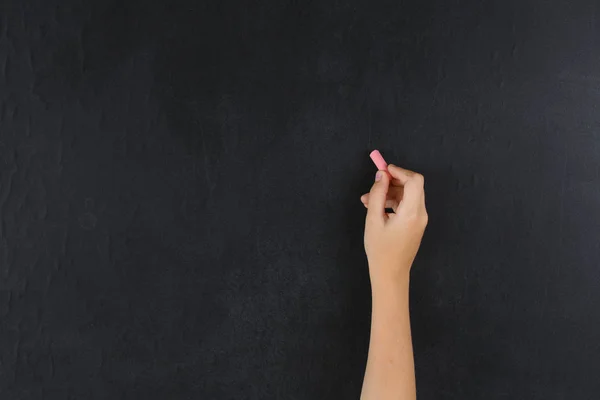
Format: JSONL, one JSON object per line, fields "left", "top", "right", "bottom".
{"left": 1, "top": 0, "right": 600, "bottom": 398}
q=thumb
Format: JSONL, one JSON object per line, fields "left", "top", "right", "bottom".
{"left": 366, "top": 170, "right": 390, "bottom": 224}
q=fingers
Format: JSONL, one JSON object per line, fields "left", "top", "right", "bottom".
{"left": 385, "top": 164, "right": 424, "bottom": 211}
{"left": 362, "top": 164, "right": 426, "bottom": 216}
{"left": 361, "top": 197, "right": 399, "bottom": 210}
{"left": 361, "top": 186, "right": 404, "bottom": 210}
{"left": 366, "top": 171, "right": 390, "bottom": 224}
{"left": 387, "top": 164, "right": 416, "bottom": 185}
{"left": 398, "top": 172, "right": 425, "bottom": 213}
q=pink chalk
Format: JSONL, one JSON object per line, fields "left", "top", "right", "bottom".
{"left": 369, "top": 150, "right": 388, "bottom": 170}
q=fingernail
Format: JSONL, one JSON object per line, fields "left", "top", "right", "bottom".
{"left": 375, "top": 171, "right": 382, "bottom": 182}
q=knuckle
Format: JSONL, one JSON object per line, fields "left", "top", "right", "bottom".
{"left": 403, "top": 211, "right": 428, "bottom": 227}
{"left": 412, "top": 173, "right": 425, "bottom": 185}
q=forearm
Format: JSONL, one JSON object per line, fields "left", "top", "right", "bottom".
{"left": 361, "top": 271, "right": 416, "bottom": 400}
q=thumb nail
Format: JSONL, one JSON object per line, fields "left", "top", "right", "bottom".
{"left": 375, "top": 171, "right": 382, "bottom": 182}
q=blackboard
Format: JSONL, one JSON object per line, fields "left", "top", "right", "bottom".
{"left": 2, "top": 1, "right": 600, "bottom": 399}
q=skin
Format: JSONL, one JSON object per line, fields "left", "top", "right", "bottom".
{"left": 359, "top": 164, "right": 428, "bottom": 400}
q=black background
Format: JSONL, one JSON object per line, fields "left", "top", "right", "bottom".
{"left": 2, "top": 0, "right": 600, "bottom": 399}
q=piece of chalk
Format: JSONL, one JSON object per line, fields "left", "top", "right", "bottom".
{"left": 369, "top": 150, "right": 388, "bottom": 170}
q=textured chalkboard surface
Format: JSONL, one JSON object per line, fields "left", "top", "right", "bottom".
{"left": 2, "top": 1, "right": 600, "bottom": 399}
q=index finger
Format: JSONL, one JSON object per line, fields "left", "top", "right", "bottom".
{"left": 399, "top": 172, "right": 425, "bottom": 211}
{"left": 388, "top": 164, "right": 417, "bottom": 186}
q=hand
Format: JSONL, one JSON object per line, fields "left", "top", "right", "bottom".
{"left": 361, "top": 165, "right": 428, "bottom": 286}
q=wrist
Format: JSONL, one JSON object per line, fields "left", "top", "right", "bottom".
{"left": 369, "top": 266, "right": 411, "bottom": 294}
{"left": 370, "top": 276, "right": 411, "bottom": 313}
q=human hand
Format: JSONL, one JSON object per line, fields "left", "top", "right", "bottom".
{"left": 361, "top": 165, "right": 428, "bottom": 286}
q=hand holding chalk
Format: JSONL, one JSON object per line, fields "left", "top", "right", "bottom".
{"left": 362, "top": 157, "right": 428, "bottom": 282}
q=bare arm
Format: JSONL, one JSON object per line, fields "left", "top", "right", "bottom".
{"left": 360, "top": 164, "right": 428, "bottom": 400}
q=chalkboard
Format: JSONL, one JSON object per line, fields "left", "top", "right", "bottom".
{"left": 2, "top": 0, "right": 600, "bottom": 399}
